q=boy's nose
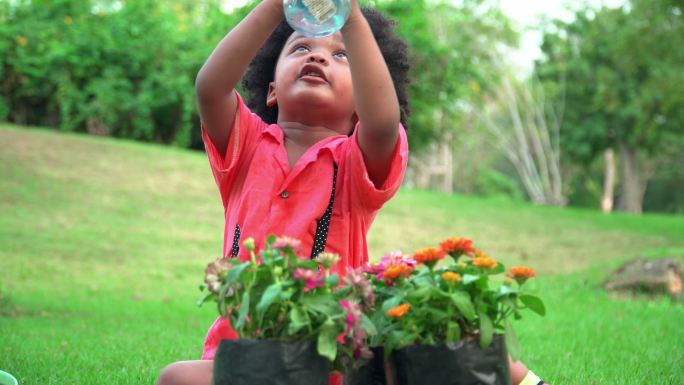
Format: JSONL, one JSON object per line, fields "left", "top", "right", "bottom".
{"left": 307, "top": 53, "right": 327, "bottom": 64}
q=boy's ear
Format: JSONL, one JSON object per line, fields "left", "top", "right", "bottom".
{"left": 266, "top": 82, "right": 277, "bottom": 107}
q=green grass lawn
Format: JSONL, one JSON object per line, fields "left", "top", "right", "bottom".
{"left": 1, "top": 124, "right": 683, "bottom": 384}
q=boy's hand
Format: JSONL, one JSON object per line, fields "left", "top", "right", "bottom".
{"left": 196, "top": 0, "right": 284, "bottom": 158}
{"left": 344, "top": 0, "right": 363, "bottom": 28}
{"left": 339, "top": 2, "right": 401, "bottom": 188}
{"left": 267, "top": 0, "right": 285, "bottom": 11}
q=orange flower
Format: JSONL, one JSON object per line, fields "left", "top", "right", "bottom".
{"left": 508, "top": 266, "right": 536, "bottom": 283}
{"left": 439, "top": 237, "right": 475, "bottom": 257}
{"left": 382, "top": 264, "right": 414, "bottom": 280}
{"left": 473, "top": 250, "right": 488, "bottom": 259}
{"left": 413, "top": 247, "right": 446, "bottom": 266}
{"left": 386, "top": 303, "right": 411, "bottom": 318}
{"left": 472, "top": 250, "right": 498, "bottom": 269}
{"left": 441, "top": 271, "right": 462, "bottom": 283}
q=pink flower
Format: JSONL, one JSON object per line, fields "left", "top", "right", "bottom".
{"left": 339, "top": 300, "right": 369, "bottom": 358}
{"left": 344, "top": 267, "right": 375, "bottom": 311}
{"left": 272, "top": 236, "right": 302, "bottom": 251}
{"left": 315, "top": 252, "right": 340, "bottom": 270}
{"left": 293, "top": 268, "right": 324, "bottom": 291}
{"left": 362, "top": 263, "right": 381, "bottom": 275}
{"left": 204, "top": 258, "right": 231, "bottom": 293}
{"left": 374, "top": 251, "right": 417, "bottom": 282}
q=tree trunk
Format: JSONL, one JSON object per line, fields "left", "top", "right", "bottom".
{"left": 601, "top": 148, "right": 616, "bottom": 213}
{"left": 439, "top": 133, "right": 453, "bottom": 194}
{"left": 616, "top": 142, "right": 647, "bottom": 214}
{"left": 482, "top": 74, "right": 566, "bottom": 206}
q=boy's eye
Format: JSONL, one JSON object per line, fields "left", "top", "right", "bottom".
{"left": 333, "top": 51, "right": 347, "bottom": 59}
{"left": 293, "top": 45, "right": 310, "bottom": 53}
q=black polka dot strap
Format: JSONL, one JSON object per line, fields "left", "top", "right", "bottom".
{"left": 310, "top": 163, "right": 338, "bottom": 259}
{"left": 230, "top": 224, "right": 241, "bottom": 257}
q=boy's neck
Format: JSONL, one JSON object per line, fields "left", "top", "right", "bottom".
{"left": 281, "top": 121, "right": 342, "bottom": 145}
{"left": 279, "top": 121, "right": 346, "bottom": 169}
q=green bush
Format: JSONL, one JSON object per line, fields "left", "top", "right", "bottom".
{"left": 0, "top": 0, "right": 250, "bottom": 148}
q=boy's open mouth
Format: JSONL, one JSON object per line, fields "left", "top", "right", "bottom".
{"left": 298, "top": 64, "right": 328, "bottom": 83}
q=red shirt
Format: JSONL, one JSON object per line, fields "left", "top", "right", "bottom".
{"left": 201, "top": 93, "right": 408, "bottom": 360}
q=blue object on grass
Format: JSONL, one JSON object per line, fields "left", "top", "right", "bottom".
{"left": 0, "top": 370, "right": 18, "bottom": 385}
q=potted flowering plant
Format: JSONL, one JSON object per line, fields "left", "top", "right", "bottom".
{"left": 362, "top": 237, "right": 545, "bottom": 385}
{"left": 198, "top": 235, "right": 376, "bottom": 385}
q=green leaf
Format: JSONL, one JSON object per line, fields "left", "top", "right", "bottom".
{"left": 504, "top": 319, "right": 521, "bottom": 361}
{"left": 279, "top": 288, "right": 294, "bottom": 301}
{"left": 256, "top": 283, "right": 282, "bottom": 315}
{"left": 501, "top": 296, "right": 516, "bottom": 311}
{"left": 196, "top": 292, "right": 215, "bottom": 307}
{"left": 361, "top": 313, "right": 378, "bottom": 336}
{"left": 478, "top": 311, "right": 493, "bottom": 348}
{"left": 300, "top": 295, "right": 337, "bottom": 315}
{"left": 425, "top": 307, "right": 448, "bottom": 320}
{"left": 496, "top": 284, "right": 516, "bottom": 298}
{"left": 446, "top": 321, "right": 461, "bottom": 342}
{"left": 487, "top": 262, "right": 505, "bottom": 275}
{"left": 226, "top": 262, "right": 250, "bottom": 285}
{"left": 288, "top": 306, "right": 308, "bottom": 335}
{"left": 324, "top": 274, "right": 339, "bottom": 286}
{"left": 218, "top": 296, "right": 227, "bottom": 318}
{"left": 295, "top": 261, "right": 319, "bottom": 270}
{"left": 235, "top": 292, "right": 250, "bottom": 330}
{"left": 317, "top": 319, "right": 338, "bottom": 361}
{"left": 520, "top": 294, "right": 546, "bottom": 316}
{"left": 462, "top": 274, "right": 481, "bottom": 285}
{"left": 412, "top": 272, "right": 432, "bottom": 286}
{"left": 381, "top": 296, "right": 404, "bottom": 312}
{"left": 386, "top": 330, "right": 411, "bottom": 353}
{"left": 450, "top": 291, "right": 476, "bottom": 321}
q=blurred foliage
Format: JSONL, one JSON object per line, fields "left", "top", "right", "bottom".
{"left": 643, "top": 155, "right": 684, "bottom": 213}
{"left": 474, "top": 168, "right": 525, "bottom": 201}
{"left": 537, "top": 0, "right": 684, "bottom": 162}
{"left": 535, "top": 0, "right": 684, "bottom": 212}
{"left": 375, "top": 0, "right": 516, "bottom": 150}
{"left": 2, "top": 0, "right": 682, "bottom": 213}
{"left": 0, "top": 0, "right": 516, "bottom": 152}
{"left": 0, "top": 0, "right": 248, "bottom": 148}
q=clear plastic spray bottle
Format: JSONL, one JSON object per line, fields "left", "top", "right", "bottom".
{"left": 283, "top": 0, "right": 351, "bottom": 38}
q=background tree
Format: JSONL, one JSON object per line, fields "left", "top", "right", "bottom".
{"left": 375, "top": 0, "right": 518, "bottom": 193}
{"left": 376, "top": 0, "right": 515, "bottom": 149}
{"left": 0, "top": 0, "right": 235, "bottom": 147}
{"left": 481, "top": 69, "right": 566, "bottom": 206}
{"left": 536, "top": 0, "right": 684, "bottom": 213}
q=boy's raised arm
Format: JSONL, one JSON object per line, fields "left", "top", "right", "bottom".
{"left": 196, "top": 0, "right": 284, "bottom": 158}
{"left": 341, "top": 1, "right": 402, "bottom": 188}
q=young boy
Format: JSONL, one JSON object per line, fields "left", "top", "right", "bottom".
{"left": 157, "top": 0, "right": 543, "bottom": 383}
{"left": 157, "top": 0, "right": 410, "bottom": 384}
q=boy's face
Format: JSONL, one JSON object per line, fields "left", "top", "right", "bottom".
{"left": 267, "top": 32, "right": 355, "bottom": 135}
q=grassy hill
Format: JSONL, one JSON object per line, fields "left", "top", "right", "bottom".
{"left": 1, "top": 124, "right": 683, "bottom": 384}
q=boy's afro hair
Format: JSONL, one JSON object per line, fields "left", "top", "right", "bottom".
{"left": 241, "top": 7, "right": 410, "bottom": 129}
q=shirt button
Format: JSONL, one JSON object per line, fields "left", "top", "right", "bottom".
{"left": 279, "top": 191, "right": 289, "bottom": 199}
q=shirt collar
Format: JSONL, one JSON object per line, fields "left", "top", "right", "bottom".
{"left": 263, "top": 123, "right": 348, "bottom": 152}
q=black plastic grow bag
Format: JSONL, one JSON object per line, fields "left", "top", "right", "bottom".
{"left": 390, "top": 336, "right": 510, "bottom": 385}
{"left": 213, "top": 339, "right": 329, "bottom": 385}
